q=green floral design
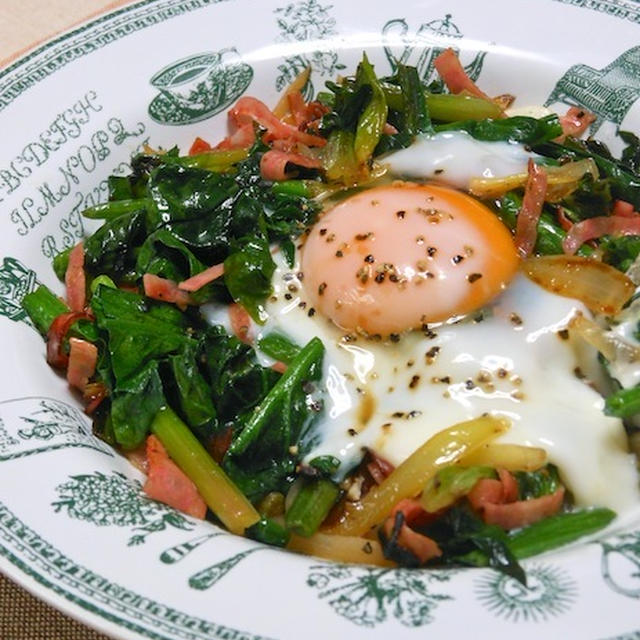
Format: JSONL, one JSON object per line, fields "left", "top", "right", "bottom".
{"left": 475, "top": 564, "right": 577, "bottom": 622}
{"left": 18, "top": 399, "right": 86, "bottom": 441}
{"left": 0, "top": 257, "right": 38, "bottom": 327}
{"left": 381, "top": 15, "right": 485, "bottom": 87}
{"left": 274, "top": 0, "right": 345, "bottom": 99}
{"left": 52, "top": 471, "right": 195, "bottom": 546}
{"left": 601, "top": 531, "right": 640, "bottom": 598}
{"left": 306, "top": 564, "right": 452, "bottom": 628}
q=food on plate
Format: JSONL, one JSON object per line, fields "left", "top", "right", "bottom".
{"left": 23, "top": 49, "right": 640, "bottom": 581}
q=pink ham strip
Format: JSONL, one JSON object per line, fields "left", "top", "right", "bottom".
{"left": 65, "top": 242, "right": 86, "bottom": 312}
{"left": 514, "top": 160, "right": 548, "bottom": 258}
{"left": 178, "top": 263, "right": 225, "bottom": 292}
{"left": 434, "top": 48, "right": 492, "bottom": 101}
{"left": 67, "top": 337, "right": 98, "bottom": 390}
{"left": 143, "top": 435, "right": 207, "bottom": 519}
{"left": 563, "top": 215, "right": 640, "bottom": 255}
{"left": 143, "top": 274, "right": 195, "bottom": 310}
{"left": 260, "top": 149, "right": 322, "bottom": 180}
{"left": 557, "top": 106, "right": 596, "bottom": 140}
{"left": 229, "top": 97, "right": 327, "bottom": 147}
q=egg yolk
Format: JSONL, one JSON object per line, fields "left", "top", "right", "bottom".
{"left": 301, "top": 182, "right": 520, "bottom": 335}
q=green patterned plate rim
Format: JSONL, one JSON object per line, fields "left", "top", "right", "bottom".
{"left": 1, "top": 1, "right": 640, "bottom": 639}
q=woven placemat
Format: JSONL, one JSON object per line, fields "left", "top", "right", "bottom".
{"left": 0, "top": 573, "right": 112, "bottom": 640}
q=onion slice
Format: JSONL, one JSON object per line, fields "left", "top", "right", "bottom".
{"left": 469, "top": 158, "right": 598, "bottom": 201}
{"left": 522, "top": 254, "right": 634, "bottom": 315}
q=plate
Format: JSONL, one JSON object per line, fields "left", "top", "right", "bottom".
{"left": 1, "top": 1, "right": 640, "bottom": 638}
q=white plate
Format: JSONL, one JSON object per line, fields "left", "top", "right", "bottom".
{"left": 1, "top": 1, "right": 640, "bottom": 638}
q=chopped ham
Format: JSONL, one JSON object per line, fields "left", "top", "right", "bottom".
{"left": 178, "top": 263, "right": 225, "bottom": 292}
{"left": 469, "top": 468, "right": 565, "bottom": 530}
{"left": 390, "top": 498, "right": 435, "bottom": 529}
{"left": 366, "top": 451, "right": 395, "bottom": 485}
{"left": 558, "top": 106, "right": 596, "bottom": 140}
{"left": 46, "top": 310, "right": 93, "bottom": 369}
{"left": 612, "top": 199, "right": 638, "bottom": 218}
{"left": 514, "top": 159, "right": 548, "bottom": 258}
{"left": 143, "top": 435, "right": 207, "bottom": 519}
{"left": 562, "top": 215, "right": 640, "bottom": 255}
{"left": 83, "top": 381, "right": 108, "bottom": 415}
{"left": 434, "top": 48, "right": 492, "bottom": 102}
{"left": 229, "top": 302, "right": 253, "bottom": 343}
{"left": 287, "top": 91, "right": 309, "bottom": 128}
{"left": 271, "top": 361, "right": 288, "bottom": 374}
{"left": 215, "top": 122, "right": 256, "bottom": 150}
{"left": 229, "top": 97, "right": 327, "bottom": 147}
{"left": 483, "top": 488, "right": 565, "bottom": 529}
{"left": 382, "top": 122, "right": 399, "bottom": 135}
{"left": 67, "top": 338, "right": 98, "bottom": 390}
{"left": 259, "top": 149, "right": 322, "bottom": 180}
{"left": 382, "top": 511, "right": 442, "bottom": 564}
{"left": 65, "top": 242, "right": 86, "bottom": 312}
{"left": 143, "top": 274, "right": 195, "bottom": 310}
{"left": 555, "top": 206, "right": 573, "bottom": 232}
{"left": 188, "top": 136, "right": 212, "bottom": 155}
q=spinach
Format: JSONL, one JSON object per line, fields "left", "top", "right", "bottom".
{"left": 83, "top": 209, "right": 147, "bottom": 279}
{"left": 420, "top": 505, "right": 526, "bottom": 584}
{"left": 167, "top": 346, "right": 217, "bottom": 441}
{"left": 437, "top": 114, "right": 562, "bottom": 146}
{"left": 620, "top": 130, "right": 640, "bottom": 174}
{"left": 535, "top": 138, "right": 640, "bottom": 208}
{"left": 110, "top": 362, "right": 166, "bottom": 449}
{"left": 224, "top": 337, "right": 324, "bottom": 498}
{"left": 203, "top": 326, "right": 280, "bottom": 425}
{"left": 223, "top": 234, "right": 276, "bottom": 323}
{"left": 91, "top": 286, "right": 191, "bottom": 389}
{"left": 513, "top": 465, "right": 561, "bottom": 500}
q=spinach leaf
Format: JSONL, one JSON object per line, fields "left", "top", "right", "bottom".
{"left": 83, "top": 209, "right": 147, "bottom": 280}
{"left": 224, "top": 234, "right": 276, "bottom": 323}
{"left": 167, "top": 346, "right": 217, "bottom": 441}
{"left": 513, "top": 465, "right": 561, "bottom": 500}
{"left": 110, "top": 362, "right": 165, "bottom": 449}
{"left": 92, "top": 286, "right": 191, "bottom": 389}
{"left": 437, "top": 114, "right": 562, "bottom": 145}
{"left": 423, "top": 505, "right": 526, "bottom": 584}
{"left": 203, "top": 326, "right": 279, "bottom": 425}
{"left": 147, "top": 164, "right": 235, "bottom": 228}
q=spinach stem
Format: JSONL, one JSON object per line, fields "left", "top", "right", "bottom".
{"left": 285, "top": 478, "right": 341, "bottom": 537}
{"left": 151, "top": 406, "right": 260, "bottom": 535}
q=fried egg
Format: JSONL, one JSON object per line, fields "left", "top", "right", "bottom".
{"left": 253, "top": 179, "right": 640, "bottom": 515}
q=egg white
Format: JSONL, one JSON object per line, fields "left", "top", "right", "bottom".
{"left": 256, "top": 251, "right": 639, "bottom": 515}
{"left": 383, "top": 130, "right": 538, "bottom": 189}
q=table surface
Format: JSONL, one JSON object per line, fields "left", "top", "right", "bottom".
{"left": 0, "top": 3, "right": 131, "bottom": 637}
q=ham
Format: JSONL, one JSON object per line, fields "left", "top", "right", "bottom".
{"left": 178, "top": 263, "right": 225, "bottom": 292}
{"left": 143, "top": 435, "right": 207, "bottom": 519}
{"left": 215, "top": 122, "right": 256, "bottom": 150}
{"left": 612, "top": 199, "right": 638, "bottom": 218}
{"left": 382, "top": 511, "right": 442, "bottom": 564}
{"left": 558, "top": 106, "right": 596, "bottom": 140}
{"left": 65, "top": 242, "right": 86, "bottom": 312}
{"left": 483, "top": 488, "right": 565, "bottom": 529}
{"left": 469, "top": 468, "right": 565, "bottom": 530}
{"left": 259, "top": 149, "right": 322, "bottom": 180}
{"left": 434, "top": 48, "right": 492, "bottom": 101}
{"left": 229, "top": 96, "right": 327, "bottom": 147}
{"left": 562, "top": 215, "right": 640, "bottom": 255}
{"left": 143, "top": 274, "right": 195, "bottom": 310}
{"left": 46, "top": 310, "right": 93, "bottom": 369}
{"left": 188, "top": 136, "right": 212, "bottom": 155}
{"left": 67, "top": 337, "right": 98, "bottom": 390}
{"left": 229, "top": 302, "right": 252, "bottom": 343}
{"left": 515, "top": 159, "right": 548, "bottom": 258}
